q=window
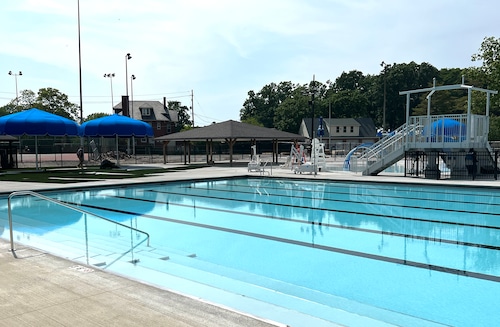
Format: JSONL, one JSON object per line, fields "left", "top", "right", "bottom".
{"left": 156, "top": 122, "right": 162, "bottom": 130}
{"left": 141, "top": 108, "right": 151, "bottom": 116}
{"left": 350, "top": 126, "right": 354, "bottom": 133}
{"left": 343, "top": 126, "right": 347, "bottom": 133}
{"left": 167, "top": 124, "right": 171, "bottom": 134}
{"left": 336, "top": 126, "right": 340, "bottom": 133}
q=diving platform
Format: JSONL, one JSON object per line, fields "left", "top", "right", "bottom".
{"left": 345, "top": 78, "right": 498, "bottom": 177}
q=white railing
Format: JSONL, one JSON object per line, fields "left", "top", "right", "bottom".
{"left": 8, "top": 191, "right": 150, "bottom": 265}
{"left": 351, "top": 114, "right": 489, "bottom": 175}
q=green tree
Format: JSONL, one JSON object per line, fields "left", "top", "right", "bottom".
{"left": 0, "top": 89, "right": 37, "bottom": 114}
{"left": 471, "top": 36, "right": 500, "bottom": 117}
{"left": 84, "top": 112, "right": 109, "bottom": 122}
{"left": 325, "top": 70, "right": 372, "bottom": 120}
{"left": 241, "top": 116, "right": 264, "bottom": 127}
{"left": 377, "top": 62, "right": 438, "bottom": 129}
{"left": 36, "top": 87, "right": 80, "bottom": 121}
{"left": 168, "top": 101, "right": 192, "bottom": 132}
{"left": 240, "top": 82, "right": 296, "bottom": 128}
{"left": 0, "top": 88, "right": 80, "bottom": 121}
{"left": 274, "top": 86, "right": 309, "bottom": 133}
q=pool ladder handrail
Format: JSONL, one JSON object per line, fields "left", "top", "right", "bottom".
{"left": 7, "top": 190, "right": 151, "bottom": 254}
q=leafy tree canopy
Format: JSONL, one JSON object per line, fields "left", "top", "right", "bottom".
{"left": 240, "top": 37, "right": 500, "bottom": 140}
{"left": 0, "top": 88, "right": 80, "bottom": 121}
{"left": 168, "top": 100, "right": 192, "bottom": 132}
{"left": 84, "top": 112, "right": 109, "bottom": 122}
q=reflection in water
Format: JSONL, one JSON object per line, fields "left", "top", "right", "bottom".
{"left": 1, "top": 179, "right": 499, "bottom": 326}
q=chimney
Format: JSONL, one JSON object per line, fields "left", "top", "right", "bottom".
{"left": 121, "top": 96, "right": 130, "bottom": 117}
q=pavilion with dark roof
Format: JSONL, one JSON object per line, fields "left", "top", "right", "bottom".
{"left": 155, "top": 120, "right": 306, "bottom": 165}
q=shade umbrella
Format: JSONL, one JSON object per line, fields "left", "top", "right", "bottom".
{"left": 0, "top": 108, "right": 80, "bottom": 169}
{"left": 79, "top": 114, "right": 153, "bottom": 165}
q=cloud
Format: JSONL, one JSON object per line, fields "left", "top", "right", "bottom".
{"left": 0, "top": 0, "right": 498, "bottom": 123}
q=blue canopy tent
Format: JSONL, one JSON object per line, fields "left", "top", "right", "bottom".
{"left": 79, "top": 114, "right": 154, "bottom": 165}
{"left": 0, "top": 108, "right": 80, "bottom": 169}
{"left": 424, "top": 118, "right": 467, "bottom": 142}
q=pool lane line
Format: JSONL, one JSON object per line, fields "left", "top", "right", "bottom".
{"left": 64, "top": 193, "right": 500, "bottom": 253}
{"left": 147, "top": 189, "right": 500, "bottom": 232}
{"left": 214, "top": 181, "right": 500, "bottom": 209}
{"left": 116, "top": 193, "right": 500, "bottom": 251}
{"left": 60, "top": 198, "right": 500, "bottom": 283}
{"left": 189, "top": 183, "right": 500, "bottom": 216}
{"left": 244, "top": 178, "right": 500, "bottom": 200}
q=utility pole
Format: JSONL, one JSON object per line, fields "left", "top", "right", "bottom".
{"left": 381, "top": 61, "right": 390, "bottom": 131}
{"left": 309, "top": 74, "right": 317, "bottom": 176}
{"left": 191, "top": 89, "right": 194, "bottom": 127}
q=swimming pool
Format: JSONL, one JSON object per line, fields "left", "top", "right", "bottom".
{"left": 2, "top": 177, "right": 499, "bottom": 326}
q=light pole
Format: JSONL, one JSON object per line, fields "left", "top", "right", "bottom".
{"left": 380, "top": 61, "right": 391, "bottom": 131}
{"left": 308, "top": 75, "right": 318, "bottom": 176}
{"left": 125, "top": 53, "right": 132, "bottom": 97}
{"left": 125, "top": 53, "right": 132, "bottom": 117}
{"left": 130, "top": 74, "right": 136, "bottom": 119}
{"left": 8, "top": 71, "right": 22, "bottom": 107}
{"left": 130, "top": 74, "right": 136, "bottom": 158}
{"left": 104, "top": 73, "right": 115, "bottom": 112}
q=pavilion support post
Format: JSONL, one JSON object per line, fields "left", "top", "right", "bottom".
{"left": 162, "top": 140, "right": 169, "bottom": 164}
{"left": 273, "top": 139, "right": 278, "bottom": 163}
{"left": 183, "top": 140, "right": 187, "bottom": 164}
{"left": 226, "top": 138, "right": 236, "bottom": 166}
{"left": 205, "top": 139, "right": 209, "bottom": 164}
{"left": 210, "top": 140, "right": 214, "bottom": 163}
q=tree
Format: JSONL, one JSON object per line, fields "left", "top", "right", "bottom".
{"left": 471, "top": 36, "right": 500, "bottom": 118}
{"left": 37, "top": 87, "right": 80, "bottom": 121}
{"left": 241, "top": 116, "right": 264, "bottom": 127}
{"left": 274, "top": 86, "right": 309, "bottom": 133}
{"left": 240, "top": 82, "right": 296, "bottom": 128}
{"left": 325, "top": 70, "right": 372, "bottom": 120}
{"left": 84, "top": 112, "right": 109, "bottom": 122}
{"left": 0, "top": 88, "right": 80, "bottom": 121}
{"left": 0, "top": 89, "right": 37, "bottom": 114}
{"left": 168, "top": 101, "right": 192, "bottom": 132}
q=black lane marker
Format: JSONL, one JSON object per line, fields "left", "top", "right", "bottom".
{"left": 111, "top": 193, "right": 500, "bottom": 251}
{"left": 148, "top": 189, "right": 500, "bottom": 232}
{"left": 212, "top": 180, "right": 500, "bottom": 208}
{"left": 62, "top": 199, "right": 500, "bottom": 283}
{"left": 187, "top": 184, "right": 500, "bottom": 217}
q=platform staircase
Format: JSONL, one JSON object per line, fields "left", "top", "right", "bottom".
{"left": 351, "top": 122, "right": 415, "bottom": 176}
{"left": 349, "top": 114, "right": 492, "bottom": 176}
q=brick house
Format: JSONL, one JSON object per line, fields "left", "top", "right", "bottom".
{"left": 114, "top": 99, "right": 178, "bottom": 147}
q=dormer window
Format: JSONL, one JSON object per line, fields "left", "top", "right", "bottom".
{"left": 141, "top": 108, "right": 152, "bottom": 116}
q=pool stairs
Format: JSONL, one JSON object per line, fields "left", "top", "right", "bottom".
{"left": 7, "top": 220, "right": 447, "bottom": 327}
{"left": 5, "top": 191, "right": 448, "bottom": 327}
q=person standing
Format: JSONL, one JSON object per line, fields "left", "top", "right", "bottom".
{"left": 77, "top": 146, "right": 84, "bottom": 168}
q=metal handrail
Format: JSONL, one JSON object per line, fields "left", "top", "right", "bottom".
{"left": 7, "top": 190, "right": 150, "bottom": 254}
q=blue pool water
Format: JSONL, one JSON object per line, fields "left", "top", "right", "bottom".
{"left": 2, "top": 178, "right": 500, "bottom": 326}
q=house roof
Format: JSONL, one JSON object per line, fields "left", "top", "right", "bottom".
{"left": 156, "top": 120, "right": 306, "bottom": 141}
{"left": 114, "top": 101, "right": 178, "bottom": 123}
{"left": 301, "top": 117, "right": 376, "bottom": 138}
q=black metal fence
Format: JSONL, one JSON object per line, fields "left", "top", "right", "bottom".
{"left": 404, "top": 150, "right": 499, "bottom": 180}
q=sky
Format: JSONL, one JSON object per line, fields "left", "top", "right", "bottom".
{"left": 1, "top": 0, "right": 499, "bottom": 126}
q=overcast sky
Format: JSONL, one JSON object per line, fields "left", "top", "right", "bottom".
{"left": 1, "top": 0, "right": 499, "bottom": 126}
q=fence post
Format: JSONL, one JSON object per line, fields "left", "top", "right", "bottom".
{"left": 495, "top": 151, "right": 498, "bottom": 180}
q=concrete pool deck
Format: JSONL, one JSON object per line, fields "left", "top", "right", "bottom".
{"left": 1, "top": 163, "right": 499, "bottom": 326}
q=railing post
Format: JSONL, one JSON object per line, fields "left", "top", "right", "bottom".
{"left": 495, "top": 151, "right": 498, "bottom": 180}
{"left": 7, "top": 190, "right": 150, "bottom": 259}
{"left": 7, "top": 197, "right": 15, "bottom": 252}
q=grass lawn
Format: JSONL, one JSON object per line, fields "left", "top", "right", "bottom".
{"left": 0, "top": 165, "right": 207, "bottom": 183}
